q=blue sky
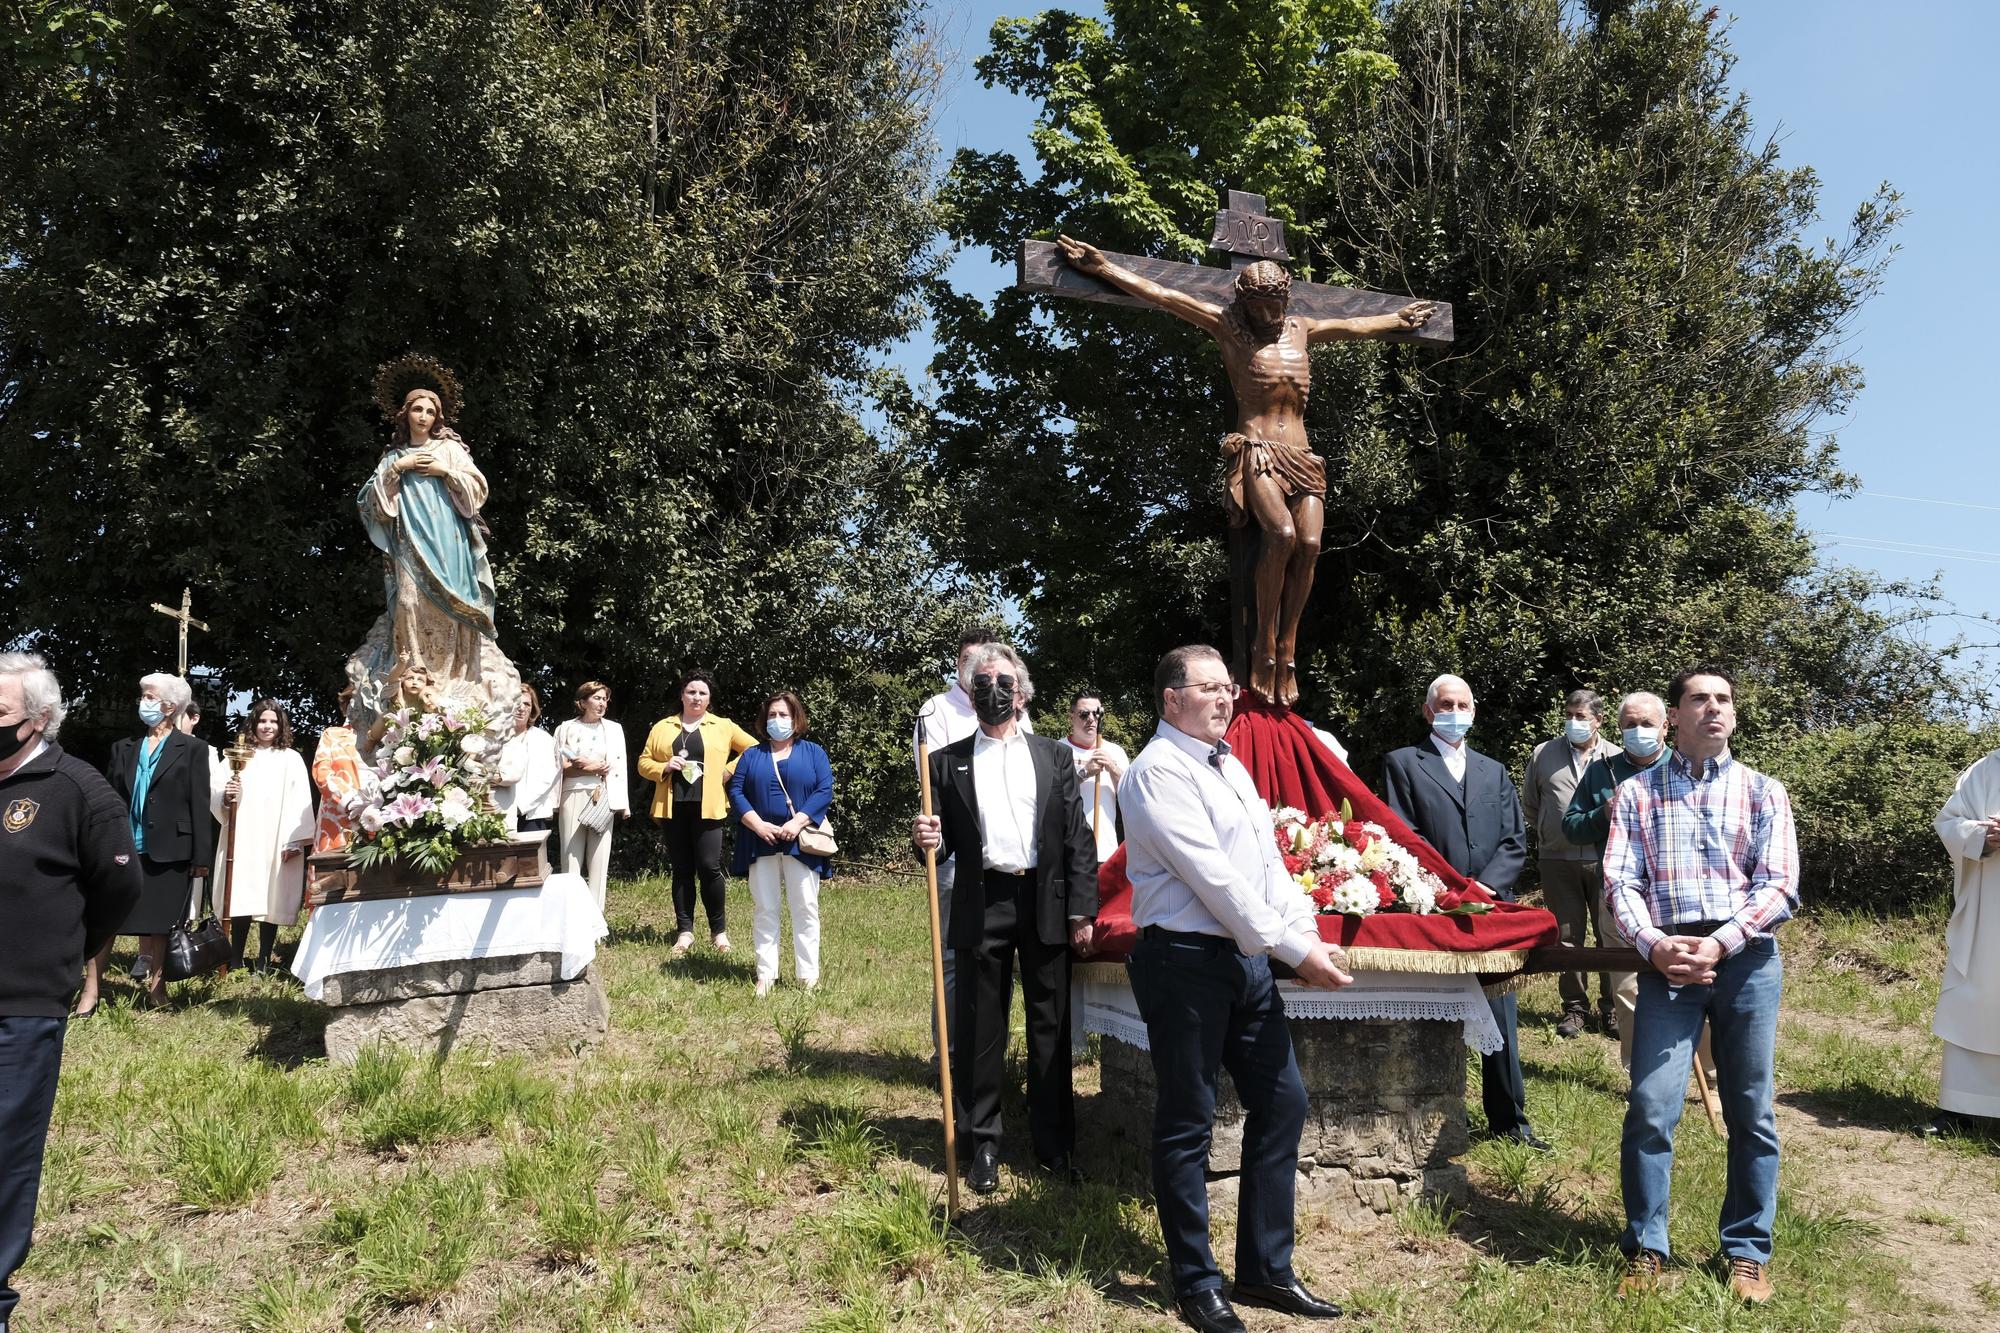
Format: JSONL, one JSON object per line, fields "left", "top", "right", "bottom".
{"left": 914, "top": 1, "right": 2000, "bottom": 678}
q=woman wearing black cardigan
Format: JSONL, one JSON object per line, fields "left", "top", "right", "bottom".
{"left": 82, "top": 672, "right": 213, "bottom": 1011}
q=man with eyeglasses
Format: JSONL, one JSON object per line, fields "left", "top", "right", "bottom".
{"left": 1119, "top": 644, "right": 1354, "bottom": 1333}
{"left": 912, "top": 644, "right": 1096, "bottom": 1194}
{"left": 1603, "top": 665, "right": 1796, "bottom": 1305}
{"left": 913, "top": 625, "right": 1034, "bottom": 1067}
{"left": 1064, "top": 690, "right": 1128, "bottom": 864}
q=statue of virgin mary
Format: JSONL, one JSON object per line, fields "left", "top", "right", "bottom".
{"left": 345, "top": 354, "right": 521, "bottom": 734}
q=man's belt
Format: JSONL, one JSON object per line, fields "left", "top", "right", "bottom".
{"left": 1140, "top": 925, "right": 1238, "bottom": 951}
{"left": 983, "top": 865, "right": 1032, "bottom": 879}
{"left": 1666, "top": 919, "right": 1731, "bottom": 937}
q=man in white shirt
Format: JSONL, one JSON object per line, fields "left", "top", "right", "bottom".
{"left": 913, "top": 644, "right": 1094, "bottom": 1194}
{"left": 1119, "top": 644, "right": 1352, "bottom": 1333}
{"left": 913, "top": 627, "right": 1034, "bottom": 1062}
{"left": 1063, "top": 689, "right": 1128, "bottom": 863}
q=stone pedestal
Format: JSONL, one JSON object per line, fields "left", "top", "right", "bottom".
{"left": 321, "top": 951, "right": 608, "bottom": 1063}
{"left": 1100, "top": 1017, "right": 1469, "bottom": 1227}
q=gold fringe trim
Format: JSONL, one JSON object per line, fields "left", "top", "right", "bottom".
{"left": 1342, "top": 947, "right": 1529, "bottom": 976}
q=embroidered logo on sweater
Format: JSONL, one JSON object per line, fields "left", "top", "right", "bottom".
{"left": 3, "top": 797, "right": 37, "bottom": 832}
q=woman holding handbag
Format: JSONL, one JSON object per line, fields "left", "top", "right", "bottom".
{"left": 637, "top": 670, "right": 758, "bottom": 956}
{"left": 554, "top": 681, "right": 629, "bottom": 908}
{"left": 84, "top": 672, "right": 214, "bottom": 1012}
{"left": 726, "top": 691, "right": 834, "bottom": 996}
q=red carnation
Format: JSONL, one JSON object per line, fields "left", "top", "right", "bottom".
{"left": 1344, "top": 821, "right": 1372, "bottom": 853}
{"left": 1371, "top": 869, "right": 1395, "bottom": 909}
{"left": 1311, "top": 884, "right": 1335, "bottom": 909}
{"left": 1283, "top": 852, "right": 1306, "bottom": 876}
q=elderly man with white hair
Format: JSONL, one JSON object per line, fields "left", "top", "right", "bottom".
{"left": 1381, "top": 673, "right": 1543, "bottom": 1149}
{"left": 913, "top": 642, "right": 1095, "bottom": 1193}
{"left": 81, "top": 672, "right": 214, "bottom": 1013}
{"left": 0, "top": 652, "right": 141, "bottom": 1329}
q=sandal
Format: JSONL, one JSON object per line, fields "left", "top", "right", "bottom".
{"left": 671, "top": 931, "right": 694, "bottom": 957}
{"left": 711, "top": 932, "right": 731, "bottom": 954}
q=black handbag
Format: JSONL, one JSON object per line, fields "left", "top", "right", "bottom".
{"left": 165, "top": 885, "right": 231, "bottom": 981}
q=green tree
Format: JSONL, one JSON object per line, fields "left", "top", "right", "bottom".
{"left": 1, "top": 0, "right": 982, "bottom": 852}
{"left": 932, "top": 0, "right": 1966, "bottom": 788}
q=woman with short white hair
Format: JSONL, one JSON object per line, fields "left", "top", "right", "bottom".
{"left": 85, "top": 672, "right": 214, "bottom": 1011}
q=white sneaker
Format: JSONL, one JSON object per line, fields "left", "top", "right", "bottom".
{"left": 753, "top": 978, "right": 774, "bottom": 998}
{"left": 711, "top": 932, "right": 732, "bottom": 954}
{"left": 671, "top": 931, "right": 694, "bottom": 957}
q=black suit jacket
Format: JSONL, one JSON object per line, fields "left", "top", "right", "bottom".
{"left": 927, "top": 731, "right": 1099, "bottom": 948}
{"left": 106, "top": 731, "right": 214, "bottom": 868}
{"left": 1380, "top": 740, "right": 1526, "bottom": 900}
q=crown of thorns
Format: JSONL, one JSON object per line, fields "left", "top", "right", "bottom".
{"left": 372, "top": 353, "right": 462, "bottom": 423}
{"left": 1232, "top": 260, "right": 1293, "bottom": 300}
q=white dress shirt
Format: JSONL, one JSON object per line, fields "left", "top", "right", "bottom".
{"left": 914, "top": 683, "right": 1034, "bottom": 776}
{"left": 971, "top": 729, "right": 1038, "bottom": 872}
{"left": 1119, "top": 722, "right": 1320, "bottom": 967}
{"left": 1431, "top": 732, "right": 1467, "bottom": 784}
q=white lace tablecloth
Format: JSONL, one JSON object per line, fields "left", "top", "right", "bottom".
{"left": 290, "top": 872, "right": 608, "bottom": 1001}
{"left": 1075, "top": 964, "right": 1504, "bottom": 1055}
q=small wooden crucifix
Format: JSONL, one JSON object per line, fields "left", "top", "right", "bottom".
{"left": 1017, "top": 190, "right": 1453, "bottom": 705}
{"left": 150, "top": 586, "right": 209, "bottom": 676}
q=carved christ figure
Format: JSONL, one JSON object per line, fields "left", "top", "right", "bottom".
{"left": 1055, "top": 235, "right": 1437, "bottom": 706}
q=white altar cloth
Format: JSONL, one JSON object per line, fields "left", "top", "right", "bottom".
{"left": 291, "top": 872, "right": 607, "bottom": 1001}
{"left": 1076, "top": 966, "right": 1504, "bottom": 1055}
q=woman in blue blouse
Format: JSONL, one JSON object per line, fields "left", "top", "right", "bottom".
{"left": 727, "top": 691, "right": 833, "bottom": 997}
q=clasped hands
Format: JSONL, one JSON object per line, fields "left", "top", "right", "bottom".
{"left": 745, "top": 811, "right": 811, "bottom": 847}
{"left": 1650, "top": 934, "right": 1724, "bottom": 985}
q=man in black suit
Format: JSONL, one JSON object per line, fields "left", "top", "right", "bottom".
{"left": 914, "top": 643, "right": 1099, "bottom": 1193}
{"left": 1380, "top": 673, "right": 1547, "bottom": 1149}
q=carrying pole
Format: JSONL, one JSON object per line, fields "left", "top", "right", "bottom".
{"left": 917, "top": 741, "right": 961, "bottom": 1218}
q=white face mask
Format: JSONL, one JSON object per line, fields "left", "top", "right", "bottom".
{"left": 1564, "top": 718, "right": 1597, "bottom": 745}
{"left": 1622, "top": 725, "right": 1663, "bottom": 758}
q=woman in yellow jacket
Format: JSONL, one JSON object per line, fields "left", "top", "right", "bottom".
{"left": 637, "top": 670, "right": 758, "bottom": 956}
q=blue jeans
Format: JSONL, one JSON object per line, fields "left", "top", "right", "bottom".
{"left": 0, "top": 1016, "right": 67, "bottom": 1323}
{"left": 1620, "top": 937, "right": 1782, "bottom": 1263}
{"left": 1128, "top": 934, "right": 1306, "bottom": 1297}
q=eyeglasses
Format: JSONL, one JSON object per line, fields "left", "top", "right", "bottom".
{"left": 1073, "top": 708, "right": 1103, "bottom": 720}
{"left": 1169, "top": 681, "right": 1240, "bottom": 700}
{"left": 971, "top": 674, "right": 1017, "bottom": 692}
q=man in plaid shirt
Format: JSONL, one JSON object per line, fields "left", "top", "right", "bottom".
{"left": 1602, "top": 665, "right": 1798, "bottom": 1305}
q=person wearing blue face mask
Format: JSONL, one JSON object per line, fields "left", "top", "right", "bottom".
{"left": 1563, "top": 691, "right": 1716, "bottom": 1086}
{"left": 728, "top": 691, "right": 834, "bottom": 998}
{"left": 83, "top": 672, "right": 213, "bottom": 1012}
{"left": 1524, "top": 690, "right": 1617, "bottom": 1039}
{"left": 1381, "top": 674, "right": 1542, "bottom": 1150}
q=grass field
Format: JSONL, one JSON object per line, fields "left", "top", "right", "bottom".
{"left": 18, "top": 873, "right": 1997, "bottom": 1332}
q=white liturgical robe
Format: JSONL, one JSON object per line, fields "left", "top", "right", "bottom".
{"left": 1933, "top": 749, "right": 2000, "bottom": 1116}
{"left": 212, "top": 746, "right": 315, "bottom": 926}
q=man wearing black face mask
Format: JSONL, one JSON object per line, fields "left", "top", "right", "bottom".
{"left": 913, "top": 643, "right": 1098, "bottom": 1193}
{"left": 0, "top": 653, "right": 140, "bottom": 1330}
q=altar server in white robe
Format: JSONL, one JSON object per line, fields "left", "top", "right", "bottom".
{"left": 1926, "top": 749, "right": 2000, "bottom": 1137}
{"left": 213, "top": 699, "right": 315, "bottom": 972}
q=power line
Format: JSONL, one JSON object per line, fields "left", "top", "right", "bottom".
{"left": 1818, "top": 533, "right": 2000, "bottom": 560}
{"left": 1817, "top": 537, "right": 2000, "bottom": 568}
{"left": 1858, "top": 490, "right": 2000, "bottom": 515}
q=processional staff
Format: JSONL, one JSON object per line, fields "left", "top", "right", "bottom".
{"left": 149, "top": 586, "right": 209, "bottom": 677}
{"left": 215, "top": 733, "right": 255, "bottom": 973}
{"left": 914, "top": 703, "right": 962, "bottom": 1219}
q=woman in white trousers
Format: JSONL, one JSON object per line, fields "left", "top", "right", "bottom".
{"left": 726, "top": 691, "right": 833, "bottom": 996}
{"left": 552, "top": 680, "right": 629, "bottom": 907}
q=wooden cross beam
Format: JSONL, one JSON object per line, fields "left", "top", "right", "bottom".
{"left": 149, "top": 586, "right": 208, "bottom": 677}
{"left": 1016, "top": 190, "right": 1455, "bottom": 347}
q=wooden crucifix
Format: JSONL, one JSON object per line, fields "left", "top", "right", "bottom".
{"left": 1018, "top": 190, "right": 1453, "bottom": 706}
{"left": 150, "top": 586, "right": 208, "bottom": 676}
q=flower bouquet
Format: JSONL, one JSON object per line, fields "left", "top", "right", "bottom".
{"left": 349, "top": 702, "right": 509, "bottom": 874}
{"left": 1273, "top": 802, "right": 1494, "bottom": 917}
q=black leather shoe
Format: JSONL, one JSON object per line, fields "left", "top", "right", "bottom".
{"left": 1175, "top": 1288, "right": 1246, "bottom": 1333}
{"left": 967, "top": 1142, "right": 1000, "bottom": 1195}
{"left": 1494, "top": 1125, "right": 1553, "bottom": 1152}
{"left": 1231, "top": 1276, "right": 1343, "bottom": 1319}
{"left": 1036, "top": 1154, "right": 1084, "bottom": 1185}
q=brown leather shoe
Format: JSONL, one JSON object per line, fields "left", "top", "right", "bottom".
{"left": 1727, "top": 1256, "right": 1772, "bottom": 1304}
{"left": 1617, "top": 1249, "right": 1662, "bottom": 1297}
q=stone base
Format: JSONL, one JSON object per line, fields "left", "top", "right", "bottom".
{"left": 321, "top": 953, "right": 608, "bottom": 1063}
{"left": 1100, "top": 1017, "right": 1469, "bottom": 1228}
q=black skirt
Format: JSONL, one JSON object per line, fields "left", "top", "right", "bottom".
{"left": 121, "top": 853, "right": 195, "bottom": 935}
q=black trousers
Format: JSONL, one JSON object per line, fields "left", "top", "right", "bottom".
{"left": 1482, "top": 991, "right": 1531, "bottom": 1134}
{"left": 952, "top": 867, "right": 1073, "bottom": 1165}
{"left": 1127, "top": 932, "right": 1306, "bottom": 1297}
{"left": 0, "top": 1016, "right": 66, "bottom": 1323}
{"left": 664, "top": 808, "right": 728, "bottom": 934}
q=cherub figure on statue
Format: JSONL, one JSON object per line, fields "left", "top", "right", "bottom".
{"left": 346, "top": 354, "right": 521, "bottom": 735}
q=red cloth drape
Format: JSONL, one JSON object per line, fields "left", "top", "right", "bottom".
{"left": 1088, "top": 698, "right": 1559, "bottom": 964}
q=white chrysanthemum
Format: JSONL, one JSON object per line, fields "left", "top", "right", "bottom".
{"left": 1328, "top": 876, "right": 1378, "bottom": 916}
{"left": 1273, "top": 806, "right": 1307, "bottom": 828}
{"left": 1329, "top": 844, "right": 1364, "bottom": 875}
{"left": 1401, "top": 877, "right": 1438, "bottom": 915}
